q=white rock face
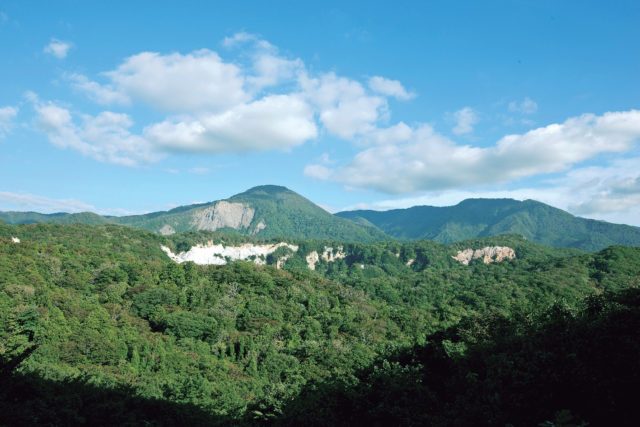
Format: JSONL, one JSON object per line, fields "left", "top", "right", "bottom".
{"left": 11, "top": 237, "right": 20, "bottom": 243}
{"left": 321, "top": 247, "right": 346, "bottom": 262}
{"left": 251, "top": 220, "right": 266, "bottom": 235}
{"left": 190, "top": 201, "right": 255, "bottom": 231}
{"left": 306, "top": 251, "right": 320, "bottom": 270}
{"left": 453, "top": 246, "right": 516, "bottom": 265}
{"left": 161, "top": 242, "right": 299, "bottom": 266}
{"left": 159, "top": 224, "right": 176, "bottom": 235}
{"left": 306, "top": 247, "right": 346, "bottom": 270}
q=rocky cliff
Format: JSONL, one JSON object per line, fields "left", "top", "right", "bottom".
{"left": 453, "top": 246, "right": 516, "bottom": 265}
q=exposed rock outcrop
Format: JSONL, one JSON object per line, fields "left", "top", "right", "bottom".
{"left": 251, "top": 220, "right": 266, "bottom": 235}
{"left": 306, "top": 251, "right": 320, "bottom": 270}
{"left": 190, "top": 201, "right": 254, "bottom": 231}
{"left": 161, "top": 242, "right": 298, "bottom": 266}
{"left": 159, "top": 224, "right": 175, "bottom": 235}
{"left": 306, "top": 247, "right": 346, "bottom": 270}
{"left": 322, "top": 247, "right": 346, "bottom": 262}
{"left": 453, "top": 246, "right": 516, "bottom": 265}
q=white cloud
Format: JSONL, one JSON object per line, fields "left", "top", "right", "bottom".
{"left": 360, "top": 122, "right": 413, "bottom": 145}
{"left": 304, "top": 164, "right": 332, "bottom": 180}
{"left": 34, "top": 100, "right": 161, "bottom": 166}
{"left": 145, "top": 94, "right": 317, "bottom": 153}
{"left": 222, "top": 32, "right": 274, "bottom": 51}
{"left": 368, "top": 76, "right": 415, "bottom": 100}
{"left": 104, "top": 49, "right": 249, "bottom": 112}
{"left": 67, "top": 73, "right": 130, "bottom": 105}
{"left": 189, "top": 167, "right": 210, "bottom": 175}
{"left": 452, "top": 107, "right": 478, "bottom": 134}
{"left": 44, "top": 38, "right": 72, "bottom": 59}
{"left": 509, "top": 97, "right": 538, "bottom": 114}
{"left": 56, "top": 35, "right": 420, "bottom": 158}
{"left": 0, "top": 106, "right": 18, "bottom": 137}
{"left": 324, "top": 110, "right": 640, "bottom": 194}
{"left": 340, "top": 158, "right": 640, "bottom": 226}
{"left": 0, "top": 191, "right": 142, "bottom": 216}
{"left": 248, "top": 53, "right": 304, "bottom": 91}
{"left": 0, "top": 191, "right": 97, "bottom": 213}
{"left": 301, "top": 72, "right": 387, "bottom": 138}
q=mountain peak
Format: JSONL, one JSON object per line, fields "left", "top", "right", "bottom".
{"left": 241, "top": 185, "right": 292, "bottom": 196}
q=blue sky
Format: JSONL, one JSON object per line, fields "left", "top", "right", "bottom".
{"left": 1, "top": 0, "right": 639, "bottom": 224}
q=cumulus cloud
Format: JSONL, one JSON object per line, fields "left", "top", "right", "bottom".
{"left": 34, "top": 100, "right": 161, "bottom": 166}
{"left": 452, "top": 107, "right": 478, "bottom": 134}
{"left": 340, "top": 156, "right": 640, "bottom": 226}
{"left": 104, "top": 49, "right": 249, "bottom": 112}
{"left": 0, "top": 106, "right": 18, "bottom": 137}
{"left": 145, "top": 94, "right": 317, "bottom": 153}
{"left": 301, "top": 72, "right": 387, "bottom": 138}
{"left": 324, "top": 110, "right": 640, "bottom": 194}
{"left": 44, "top": 38, "right": 72, "bottom": 59}
{"left": 57, "top": 33, "right": 418, "bottom": 160}
{"left": 368, "top": 76, "right": 415, "bottom": 100}
{"left": 509, "top": 97, "right": 538, "bottom": 114}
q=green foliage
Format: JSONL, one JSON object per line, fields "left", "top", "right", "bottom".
{"left": 279, "top": 288, "right": 640, "bottom": 426}
{"left": 337, "top": 198, "right": 640, "bottom": 251}
{"left": 1, "top": 221, "right": 639, "bottom": 424}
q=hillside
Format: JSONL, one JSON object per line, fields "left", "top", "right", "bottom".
{"left": 0, "top": 186, "right": 389, "bottom": 243}
{"left": 337, "top": 198, "right": 640, "bottom": 251}
{"left": 1, "top": 221, "right": 639, "bottom": 424}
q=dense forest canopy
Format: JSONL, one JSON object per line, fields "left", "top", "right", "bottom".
{"left": 1, "top": 221, "right": 639, "bottom": 424}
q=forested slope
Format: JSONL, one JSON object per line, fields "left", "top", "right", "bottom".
{"left": 337, "top": 198, "right": 640, "bottom": 251}
{"left": 1, "top": 221, "right": 639, "bottom": 424}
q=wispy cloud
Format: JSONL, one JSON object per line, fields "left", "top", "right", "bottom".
{"left": 44, "top": 38, "right": 72, "bottom": 59}
{"left": 0, "top": 106, "right": 18, "bottom": 137}
{"left": 452, "top": 107, "right": 478, "bottom": 135}
{"left": 509, "top": 97, "right": 538, "bottom": 114}
{"left": 0, "top": 191, "right": 138, "bottom": 216}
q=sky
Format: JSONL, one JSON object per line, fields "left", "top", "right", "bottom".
{"left": 1, "top": 0, "right": 639, "bottom": 225}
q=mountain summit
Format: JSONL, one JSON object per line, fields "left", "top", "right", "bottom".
{"left": 0, "top": 185, "right": 388, "bottom": 242}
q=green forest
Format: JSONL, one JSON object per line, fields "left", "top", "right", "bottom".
{"left": 1, "top": 221, "right": 639, "bottom": 425}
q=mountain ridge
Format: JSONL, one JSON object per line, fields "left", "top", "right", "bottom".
{"left": 1, "top": 186, "right": 639, "bottom": 251}
{"left": 336, "top": 197, "right": 640, "bottom": 251}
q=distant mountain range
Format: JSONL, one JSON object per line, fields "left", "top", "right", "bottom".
{"left": 1, "top": 186, "right": 639, "bottom": 251}
{"left": 336, "top": 198, "right": 640, "bottom": 251}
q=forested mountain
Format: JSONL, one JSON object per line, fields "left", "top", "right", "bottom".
{"left": 3, "top": 188, "right": 640, "bottom": 251}
{"left": 337, "top": 198, "right": 640, "bottom": 251}
{"left": 2, "top": 221, "right": 639, "bottom": 424}
{"left": 0, "top": 186, "right": 388, "bottom": 242}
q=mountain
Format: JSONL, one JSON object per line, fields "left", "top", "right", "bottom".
{"left": 336, "top": 198, "right": 640, "bottom": 251}
{"left": 0, "top": 185, "right": 388, "bottom": 242}
{"left": 3, "top": 190, "right": 640, "bottom": 250}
